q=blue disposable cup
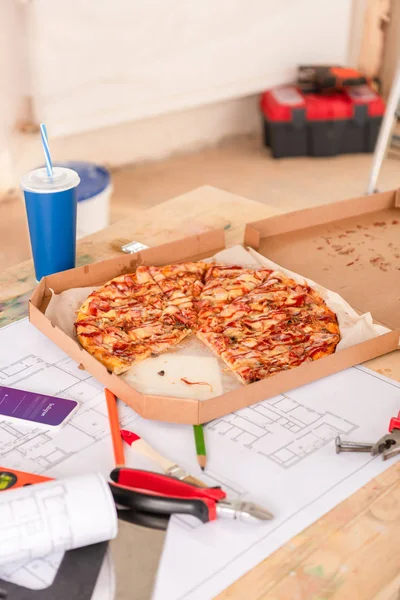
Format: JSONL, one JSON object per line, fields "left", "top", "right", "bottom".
{"left": 20, "top": 167, "right": 80, "bottom": 280}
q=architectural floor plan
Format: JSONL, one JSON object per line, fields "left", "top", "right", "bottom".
{"left": 0, "top": 350, "right": 140, "bottom": 478}
{"left": 0, "top": 471, "right": 117, "bottom": 593}
{"left": 207, "top": 395, "right": 356, "bottom": 468}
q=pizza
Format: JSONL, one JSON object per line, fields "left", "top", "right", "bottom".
{"left": 75, "top": 262, "right": 340, "bottom": 381}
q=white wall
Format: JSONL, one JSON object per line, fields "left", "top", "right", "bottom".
{"left": 0, "top": 0, "right": 29, "bottom": 188}
{"left": 2, "top": 0, "right": 356, "bottom": 187}
{"left": 9, "top": 93, "right": 260, "bottom": 181}
{"left": 28, "top": 0, "right": 353, "bottom": 137}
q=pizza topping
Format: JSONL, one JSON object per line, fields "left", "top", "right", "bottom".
{"left": 74, "top": 318, "right": 99, "bottom": 328}
{"left": 79, "top": 331, "right": 104, "bottom": 343}
{"left": 113, "top": 342, "right": 130, "bottom": 355}
{"left": 180, "top": 378, "right": 213, "bottom": 391}
{"left": 147, "top": 262, "right": 209, "bottom": 329}
{"left": 309, "top": 345, "right": 330, "bottom": 359}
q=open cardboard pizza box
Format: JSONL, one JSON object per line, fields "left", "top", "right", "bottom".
{"left": 29, "top": 188, "right": 400, "bottom": 424}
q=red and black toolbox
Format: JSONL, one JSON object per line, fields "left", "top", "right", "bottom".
{"left": 260, "top": 85, "right": 385, "bottom": 159}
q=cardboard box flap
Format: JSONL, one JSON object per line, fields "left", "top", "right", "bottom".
{"left": 40, "top": 229, "right": 226, "bottom": 295}
{"left": 246, "top": 190, "right": 400, "bottom": 330}
{"left": 245, "top": 189, "right": 398, "bottom": 244}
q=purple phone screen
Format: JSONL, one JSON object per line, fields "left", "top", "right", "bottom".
{"left": 0, "top": 386, "right": 78, "bottom": 426}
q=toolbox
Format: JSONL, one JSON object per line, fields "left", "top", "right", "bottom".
{"left": 260, "top": 85, "right": 385, "bottom": 158}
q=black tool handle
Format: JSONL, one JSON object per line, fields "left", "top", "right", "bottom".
{"left": 117, "top": 508, "right": 170, "bottom": 530}
{"left": 110, "top": 482, "right": 211, "bottom": 523}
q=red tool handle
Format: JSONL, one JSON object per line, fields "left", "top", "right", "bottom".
{"left": 110, "top": 467, "right": 226, "bottom": 501}
{"left": 388, "top": 411, "right": 400, "bottom": 432}
{"left": 120, "top": 429, "right": 141, "bottom": 445}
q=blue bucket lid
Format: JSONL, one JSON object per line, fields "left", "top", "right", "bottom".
{"left": 53, "top": 161, "right": 111, "bottom": 202}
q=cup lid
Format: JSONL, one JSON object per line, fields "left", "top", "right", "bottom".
{"left": 20, "top": 167, "right": 80, "bottom": 193}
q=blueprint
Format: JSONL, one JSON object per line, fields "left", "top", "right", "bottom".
{"left": 0, "top": 319, "right": 142, "bottom": 591}
{"left": 151, "top": 367, "right": 400, "bottom": 599}
{"left": 0, "top": 326, "right": 141, "bottom": 480}
{"left": 0, "top": 473, "right": 117, "bottom": 566}
{"left": 208, "top": 395, "right": 356, "bottom": 468}
{"left": 1, "top": 319, "right": 400, "bottom": 600}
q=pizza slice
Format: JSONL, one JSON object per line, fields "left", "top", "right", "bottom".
{"left": 196, "top": 264, "right": 272, "bottom": 328}
{"left": 198, "top": 326, "right": 339, "bottom": 384}
{"left": 75, "top": 319, "right": 152, "bottom": 374}
{"left": 196, "top": 271, "right": 339, "bottom": 384}
{"left": 76, "top": 311, "right": 190, "bottom": 375}
{"left": 76, "top": 271, "right": 191, "bottom": 374}
{"left": 232, "top": 348, "right": 313, "bottom": 384}
{"left": 77, "top": 272, "right": 166, "bottom": 321}
{"left": 139, "top": 262, "right": 208, "bottom": 328}
{"left": 200, "top": 271, "right": 339, "bottom": 337}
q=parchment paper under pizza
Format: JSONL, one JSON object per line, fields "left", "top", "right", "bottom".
{"left": 45, "top": 245, "right": 388, "bottom": 399}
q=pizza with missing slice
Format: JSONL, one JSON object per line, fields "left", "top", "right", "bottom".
{"left": 75, "top": 262, "right": 340, "bottom": 382}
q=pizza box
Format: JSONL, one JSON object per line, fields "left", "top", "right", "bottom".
{"left": 29, "top": 188, "right": 400, "bottom": 424}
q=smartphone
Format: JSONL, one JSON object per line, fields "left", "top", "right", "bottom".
{"left": 0, "top": 385, "right": 79, "bottom": 430}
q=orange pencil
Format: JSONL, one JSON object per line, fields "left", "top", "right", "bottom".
{"left": 105, "top": 389, "right": 125, "bottom": 466}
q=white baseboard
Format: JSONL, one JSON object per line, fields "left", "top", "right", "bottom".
{"left": 4, "top": 94, "right": 260, "bottom": 189}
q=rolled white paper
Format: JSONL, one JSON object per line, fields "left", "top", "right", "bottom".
{"left": 0, "top": 472, "right": 118, "bottom": 567}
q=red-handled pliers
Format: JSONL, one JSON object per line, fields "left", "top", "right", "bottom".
{"left": 109, "top": 467, "right": 273, "bottom": 530}
{"left": 371, "top": 411, "right": 400, "bottom": 461}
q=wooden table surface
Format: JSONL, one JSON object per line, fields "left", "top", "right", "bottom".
{"left": 4, "top": 185, "right": 400, "bottom": 600}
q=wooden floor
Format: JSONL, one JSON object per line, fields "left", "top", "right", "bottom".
{"left": 2, "top": 134, "right": 400, "bottom": 271}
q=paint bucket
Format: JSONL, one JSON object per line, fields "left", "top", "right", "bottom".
{"left": 54, "top": 161, "right": 112, "bottom": 239}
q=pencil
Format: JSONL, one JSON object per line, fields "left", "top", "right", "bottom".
{"left": 105, "top": 388, "right": 125, "bottom": 467}
{"left": 121, "top": 429, "right": 208, "bottom": 487}
{"left": 193, "top": 424, "right": 207, "bottom": 471}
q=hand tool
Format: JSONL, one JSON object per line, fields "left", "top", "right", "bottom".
{"left": 371, "top": 411, "right": 400, "bottom": 461}
{"left": 109, "top": 467, "right": 273, "bottom": 530}
{"left": 336, "top": 411, "right": 400, "bottom": 461}
{"left": 335, "top": 436, "right": 373, "bottom": 454}
{"left": 0, "top": 462, "right": 273, "bottom": 532}
{"left": 121, "top": 429, "right": 207, "bottom": 487}
{"left": 0, "top": 467, "right": 51, "bottom": 490}
{"left": 297, "top": 65, "right": 369, "bottom": 91}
